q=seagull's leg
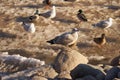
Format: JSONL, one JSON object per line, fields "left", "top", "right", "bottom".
{"left": 28, "top": 33, "right": 32, "bottom": 43}
{"left": 78, "top": 21, "right": 82, "bottom": 27}
{"left": 103, "top": 29, "right": 109, "bottom": 34}
{"left": 97, "top": 44, "right": 102, "bottom": 48}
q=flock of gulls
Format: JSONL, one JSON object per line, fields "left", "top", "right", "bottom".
{"left": 21, "top": 0, "right": 114, "bottom": 48}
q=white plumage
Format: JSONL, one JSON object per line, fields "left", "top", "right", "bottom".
{"left": 22, "top": 22, "right": 36, "bottom": 33}
{"left": 40, "top": 6, "right": 56, "bottom": 19}
{"left": 93, "top": 18, "right": 113, "bottom": 29}
{"left": 49, "top": 6, "right": 56, "bottom": 19}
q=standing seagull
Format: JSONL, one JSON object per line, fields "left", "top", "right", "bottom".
{"left": 93, "top": 18, "right": 113, "bottom": 29}
{"left": 47, "top": 28, "right": 79, "bottom": 47}
{"left": 43, "top": 0, "right": 51, "bottom": 9}
{"left": 39, "top": 6, "right": 56, "bottom": 19}
{"left": 77, "top": 9, "right": 87, "bottom": 23}
{"left": 22, "top": 22, "right": 36, "bottom": 40}
{"left": 93, "top": 33, "right": 106, "bottom": 48}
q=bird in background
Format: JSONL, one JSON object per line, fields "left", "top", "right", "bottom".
{"left": 22, "top": 21, "right": 36, "bottom": 40}
{"left": 43, "top": 0, "right": 51, "bottom": 9}
{"left": 29, "top": 9, "right": 40, "bottom": 22}
{"left": 93, "top": 18, "right": 113, "bottom": 29}
{"left": 47, "top": 28, "right": 79, "bottom": 47}
{"left": 77, "top": 9, "right": 88, "bottom": 23}
{"left": 93, "top": 33, "right": 106, "bottom": 48}
{"left": 39, "top": 6, "right": 56, "bottom": 19}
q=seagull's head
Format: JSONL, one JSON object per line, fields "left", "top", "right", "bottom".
{"left": 52, "top": 6, "right": 55, "bottom": 10}
{"left": 109, "top": 18, "right": 113, "bottom": 22}
{"left": 78, "top": 9, "right": 83, "bottom": 14}
{"left": 72, "top": 28, "right": 79, "bottom": 32}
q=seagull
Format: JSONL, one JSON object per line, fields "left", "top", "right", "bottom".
{"left": 93, "top": 18, "right": 113, "bottom": 29}
{"left": 39, "top": 6, "right": 56, "bottom": 19}
{"left": 77, "top": 9, "right": 87, "bottom": 23}
{"left": 93, "top": 33, "right": 106, "bottom": 48}
{"left": 42, "top": 0, "right": 51, "bottom": 9}
{"left": 22, "top": 22, "right": 36, "bottom": 40}
{"left": 29, "top": 9, "right": 40, "bottom": 22}
{"left": 47, "top": 28, "right": 79, "bottom": 47}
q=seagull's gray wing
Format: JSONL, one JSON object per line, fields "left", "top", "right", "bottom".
{"left": 56, "top": 33, "right": 74, "bottom": 45}
{"left": 40, "top": 10, "right": 51, "bottom": 18}
{"left": 23, "top": 24, "right": 30, "bottom": 32}
{"left": 96, "top": 21, "right": 108, "bottom": 28}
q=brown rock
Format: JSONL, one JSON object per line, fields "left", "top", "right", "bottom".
{"left": 32, "top": 76, "right": 47, "bottom": 80}
{"left": 35, "top": 65, "right": 58, "bottom": 79}
{"left": 53, "top": 47, "right": 88, "bottom": 73}
{"left": 57, "top": 71, "right": 72, "bottom": 80}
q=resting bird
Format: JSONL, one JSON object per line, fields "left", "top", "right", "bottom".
{"left": 93, "top": 18, "right": 113, "bottom": 29}
{"left": 43, "top": 0, "right": 51, "bottom": 9}
{"left": 29, "top": 9, "right": 40, "bottom": 22}
{"left": 77, "top": 9, "right": 87, "bottom": 22}
{"left": 47, "top": 28, "right": 79, "bottom": 47}
{"left": 93, "top": 33, "right": 106, "bottom": 47}
{"left": 39, "top": 6, "right": 56, "bottom": 19}
{"left": 22, "top": 22, "right": 36, "bottom": 40}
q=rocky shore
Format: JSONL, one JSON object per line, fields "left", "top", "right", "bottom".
{"left": 0, "top": 0, "right": 120, "bottom": 80}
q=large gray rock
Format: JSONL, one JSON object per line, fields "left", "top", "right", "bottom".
{"left": 53, "top": 47, "right": 88, "bottom": 73}
{"left": 70, "top": 64, "right": 105, "bottom": 80}
{"left": 75, "top": 75, "right": 96, "bottom": 80}
{"left": 118, "top": 72, "right": 120, "bottom": 78}
{"left": 110, "top": 55, "right": 120, "bottom": 66}
{"left": 105, "top": 66, "right": 120, "bottom": 80}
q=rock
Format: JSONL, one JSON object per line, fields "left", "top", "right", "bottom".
{"left": 2, "top": 65, "right": 58, "bottom": 80}
{"left": 32, "top": 76, "right": 48, "bottom": 80}
{"left": 118, "top": 72, "right": 120, "bottom": 78}
{"left": 75, "top": 75, "right": 96, "bottom": 80}
{"left": 70, "top": 64, "right": 105, "bottom": 80}
{"left": 105, "top": 66, "right": 120, "bottom": 80}
{"left": 53, "top": 47, "right": 88, "bottom": 73}
{"left": 110, "top": 55, "right": 120, "bottom": 66}
{"left": 113, "top": 78, "right": 120, "bottom": 80}
{"left": 56, "top": 71, "right": 72, "bottom": 80}
{"left": 102, "top": 65, "right": 112, "bottom": 73}
{"left": 35, "top": 65, "right": 58, "bottom": 79}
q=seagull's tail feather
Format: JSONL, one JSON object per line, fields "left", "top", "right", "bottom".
{"left": 92, "top": 24, "right": 97, "bottom": 27}
{"left": 47, "top": 39, "right": 54, "bottom": 44}
{"left": 84, "top": 19, "right": 88, "bottom": 22}
{"left": 22, "top": 21, "right": 25, "bottom": 25}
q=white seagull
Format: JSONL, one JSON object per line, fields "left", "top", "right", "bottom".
{"left": 22, "top": 22, "right": 36, "bottom": 40}
{"left": 93, "top": 18, "right": 113, "bottom": 29}
{"left": 47, "top": 28, "right": 79, "bottom": 47}
{"left": 40, "top": 6, "right": 56, "bottom": 19}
